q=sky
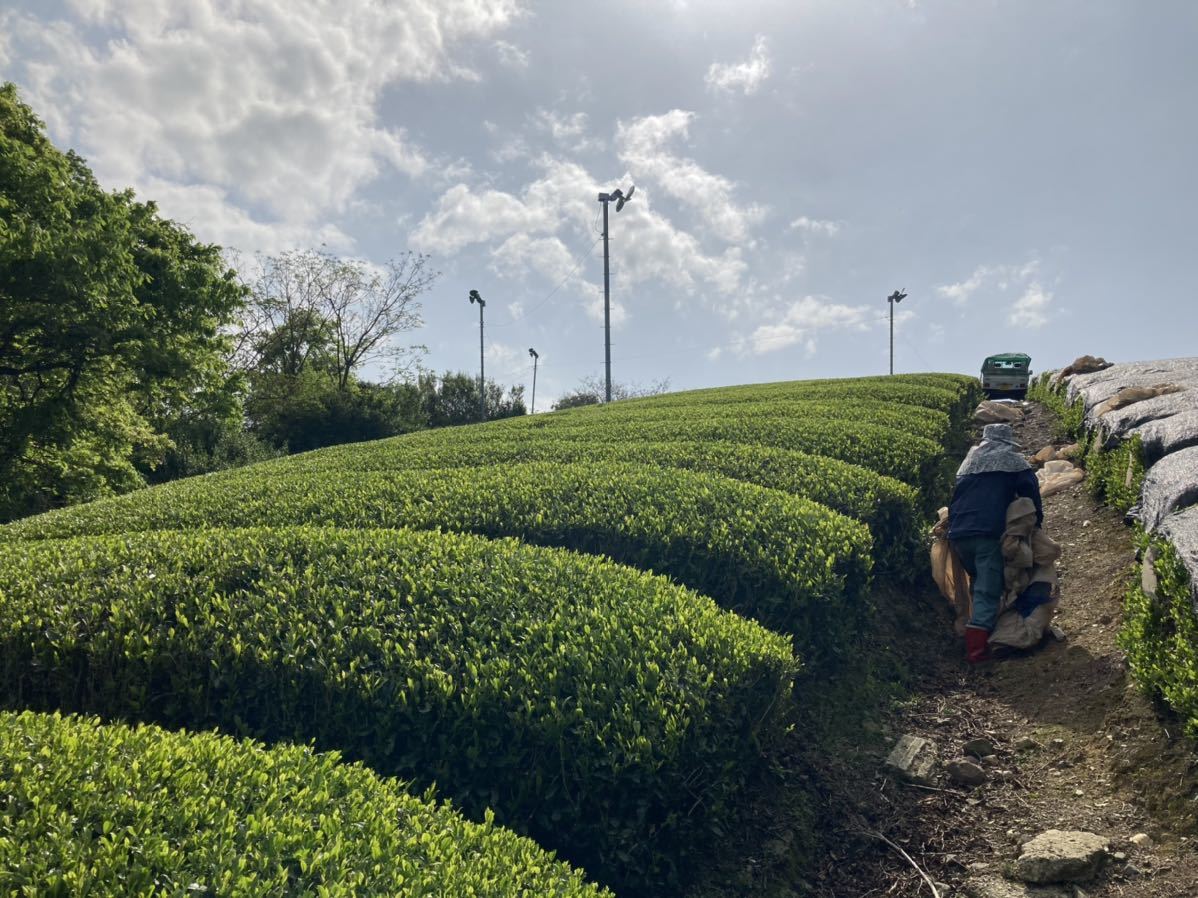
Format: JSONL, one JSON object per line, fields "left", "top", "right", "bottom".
{"left": 3, "top": 0, "right": 1196, "bottom": 407}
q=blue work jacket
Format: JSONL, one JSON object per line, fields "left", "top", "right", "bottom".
{"left": 948, "top": 469, "right": 1043, "bottom": 540}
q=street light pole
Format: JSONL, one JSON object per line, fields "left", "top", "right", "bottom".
{"left": 528, "top": 347, "right": 539, "bottom": 414}
{"left": 469, "top": 290, "right": 486, "bottom": 421}
{"left": 887, "top": 289, "right": 907, "bottom": 375}
{"left": 597, "top": 185, "right": 634, "bottom": 403}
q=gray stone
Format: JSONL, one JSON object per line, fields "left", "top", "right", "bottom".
{"left": 885, "top": 734, "right": 938, "bottom": 785}
{"left": 1139, "top": 446, "right": 1198, "bottom": 532}
{"left": 963, "top": 737, "right": 997, "bottom": 758}
{"left": 963, "top": 876, "right": 1068, "bottom": 898}
{"left": 947, "top": 759, "right": 988, "bottom": 787}
{"left": 1160, "top": 505, "right": 1198, "bottom": 612}
{"left": 1015, "top": 737, "right": 1042, "bottom": 752}
{"left": 1133, "top": 408, "right": 1198, "bottom": 463}
{"left": 1015, "top": 830, "right": 1109, "bottom": 883}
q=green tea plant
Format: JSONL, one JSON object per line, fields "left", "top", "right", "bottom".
{"left": 1121, "top": 535, "right": 1198, "bottom": 738}
{"left": 0, "top": 528, "right": 796, "bottom": 892}
{"left": 0, "top": 710, "right": 609, "bottom": 897}
{"left": 251, "top": 439, "right": 920, "bottom": 571}
{"left": 0, "top": 464, "right": 871, "bottom": 648}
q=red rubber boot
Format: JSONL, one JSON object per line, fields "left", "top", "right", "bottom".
{"left": 965, "top": 626, "right": 992, "bottom": 664}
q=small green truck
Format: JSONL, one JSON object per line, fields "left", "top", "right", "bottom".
{"left": 981, "top": 352, "right": 1032, "bottom": 399}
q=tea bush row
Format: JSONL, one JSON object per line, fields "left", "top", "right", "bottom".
{"left": 1121, "top": 536, "right": 1198, "bottom": 739}
{"left": 0, "top": 527, "right": 798, "bottom": 891}
{"left": 502, "top": 398, "right": 953, "bottom": 445}
{"left": 0, "top": 463, "right": 872, "bottom": 654}
{"left": 256, "top": 439, "right": 921, "bottom": 571}
{"left": 0, "top": 710, "right": 610, "bottom": 897}
{"left": 391, "top": 416, "right": 943, "bottom": 490}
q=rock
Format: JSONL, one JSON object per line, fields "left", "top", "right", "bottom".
{"left": 934, "top": 883, "right": 952, "bottom": 897}
{"left": 963, "top": 737, "right": 997, "bottom": 758}
{"left": 963, "top": 876, "right": 1069, "bottom": 898}
{"left": 1055, "top": 355, "right": 1113, "bottom": 383}
{"left": 1093, "top": 384, "right": 1184, "bottom": 419}
{"left": 1128, "top": 832, "right": 1153, "bottom": 848}
{"left": 885, "top": 734, "right": 938, "bottom": 785}
{"left": 1032, "top": 446, "right": 1057, "bottom": 467}
{"left": 1015, "top": 830, "right": 1109, "bottom": 883}
{"left": 975, "top": 401, "right": 1024, "bottom": 425}
{"left": 1015, "top": 737, "right": 1042, "bottom": 752}
{"left": 947, "top": 759, "right": 988, "bottom": 787}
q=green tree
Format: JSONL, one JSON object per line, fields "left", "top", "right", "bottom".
{"left": 418, "top": 371, "right": 526, "bottom": 426}
{"left": 0, "top": 83, "right": 245, "bottom": 520}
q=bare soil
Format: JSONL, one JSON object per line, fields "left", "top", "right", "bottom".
{"left": 809, "top": 402, "right": 1198, "bottom": 897}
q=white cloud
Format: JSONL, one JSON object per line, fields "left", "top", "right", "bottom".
{"left": 937, "top": 264, "right": 992, "bottom": 304}
{"left": 616, "top": 110, "right": 766, "bottom": 243}
{"left": 706, "top": 35, "right": 771, "bottom": 96}
{"left": 745, "top": 295, "right": 872, "bottom": 355}
{"left": 1009, "top": 283, "right": 1053, "bottom": 328}
{"left": 530, "top": 109, "right": 601, "bottom": 153}
{"left": 936, "top": 260, "right": 1043, "bottom": 305}
{"left": 413, "top": 155, "right": 750, "bottom": 307}
{"left": 790, "top": 216, "right": 842, "bottom": 237}
{"left": 1, "top": 0, "right": 523, "bottom": 251}
{"left": 494, "top": 39, "right": 529, "bottom": 69}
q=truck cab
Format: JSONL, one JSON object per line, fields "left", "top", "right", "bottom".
{"left": 981, "top": 352, "right": 1032, "bottom": 399}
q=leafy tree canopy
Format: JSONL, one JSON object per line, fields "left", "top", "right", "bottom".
{"left": 0, "top": 83, "right": 245, "bottom": 520}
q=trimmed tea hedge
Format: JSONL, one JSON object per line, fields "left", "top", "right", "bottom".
{"left": 255, "top": 439, "right": 920, "bottom": 571}
{"left": 0, "top": 527, "right": 797, "bottom": 891}
{"left": 500, "top": 398, "right": 952, "bottom": 445}
{"left": 0, "top": 464, "right": 873, "bottom": 652}
{"left": 0, "top": 710, "right": 608, "bottom": 897}
{"left": 1122, "top": 536, "right": 1198, "bottom": 738}
{"left": 390, "top": 418, "right": 943, "bottom": 489}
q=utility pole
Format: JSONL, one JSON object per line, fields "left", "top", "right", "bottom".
{"left": 597, "top": 185, "right": 635, "bottom": 403}
{"left": 469, "top": 290, "right": 486, "bottom": 421}
{"left": 528, "top": 347, "right": 539, "bottom": 414}
{"left": 887, "top": 289, "right": 907, "bottom": 375}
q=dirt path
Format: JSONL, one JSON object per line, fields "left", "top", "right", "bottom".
{"left": 814, "top": 402, "right": 1198, "bottom": 897}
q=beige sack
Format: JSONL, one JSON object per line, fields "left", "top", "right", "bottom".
{"left": 930, "top": 508, "right": 972, "bottom": 636}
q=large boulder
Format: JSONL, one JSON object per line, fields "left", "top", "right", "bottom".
{"left": 975, "top": 401, "right": 1024, "bottom": 425}
{"left": 1134, "top": 408, "right": 1198, "bottom": 463}
{"left": 1160, "top": 505, "right": 1198, "bottom": 611}
{"left": 1139, "top": 446, "right": 1198, "bottom": 532}
{"left": 1014, "top": 830, "right": 1108, "bottom": 883}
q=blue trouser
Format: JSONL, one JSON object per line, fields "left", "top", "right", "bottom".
{"left": 951, "top": 536, "right": 1004, "bottom": 631}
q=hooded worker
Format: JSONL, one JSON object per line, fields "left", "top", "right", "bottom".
{"left": 948, "top": 423, "right": 1043, "bottom": 663}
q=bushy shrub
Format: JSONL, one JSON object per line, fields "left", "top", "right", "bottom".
{"left": 505, "top": 398, "right": 952, "bottom": 445}
{"left": 1121, "top": 536, "right": 1198, "bottom": 738}
{"left": 1085, "top": 434, "right": 1146, "bottom": 515}
{"left": 0, "top": 465, "right": 871, "bottom": 653}
{"left": 0, "top": 710, "right": 608, "bottom": 897}
{"left": 0, "top": 528, "right": 796, "bottom": 892}
{"left": 256, "top": 437, "right": 921, "bottom": 572}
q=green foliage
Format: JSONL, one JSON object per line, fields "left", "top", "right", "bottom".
{"left": 1084, "top": 435, "right": 1146, "bottom": 515}
{"left": 415, "top": 370, "right": 526, "bottom": 427}
{"left": 0, "top": 82, "right": 244, "bottom": 520}
{"left": 1027, "top": 373, "right": 1086, "bottom": 439}
{"left": 246, "top": 369, "right": 428, "bottom": 453}
{"left": 507, "top": 397, "right": 952, "bottom": 445}
{"left": 0, "top": 464, "right": 872, "bottom": 655}
{"left": 1122, "top": 535, "right": 1198, "bottom": 739}
{"left": 0, "top": 528, "right": 796, "bottom": 892}
{"left": 0, "top": 710, "right": 608, "bottom": 897}
{"left": 262, "top": 436, "right": 921, "bottom": 572}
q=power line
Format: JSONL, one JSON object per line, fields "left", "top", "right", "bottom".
{"left": 487, "top": 234, "right": 603, "bottom": 329}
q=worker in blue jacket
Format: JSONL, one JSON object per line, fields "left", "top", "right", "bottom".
{"left": 949, "top": 423, "right": 1043, "bottom": 663}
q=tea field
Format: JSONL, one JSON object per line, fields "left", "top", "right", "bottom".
{"left": 0, "top": 372, "right": 979, "bottom": 895}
